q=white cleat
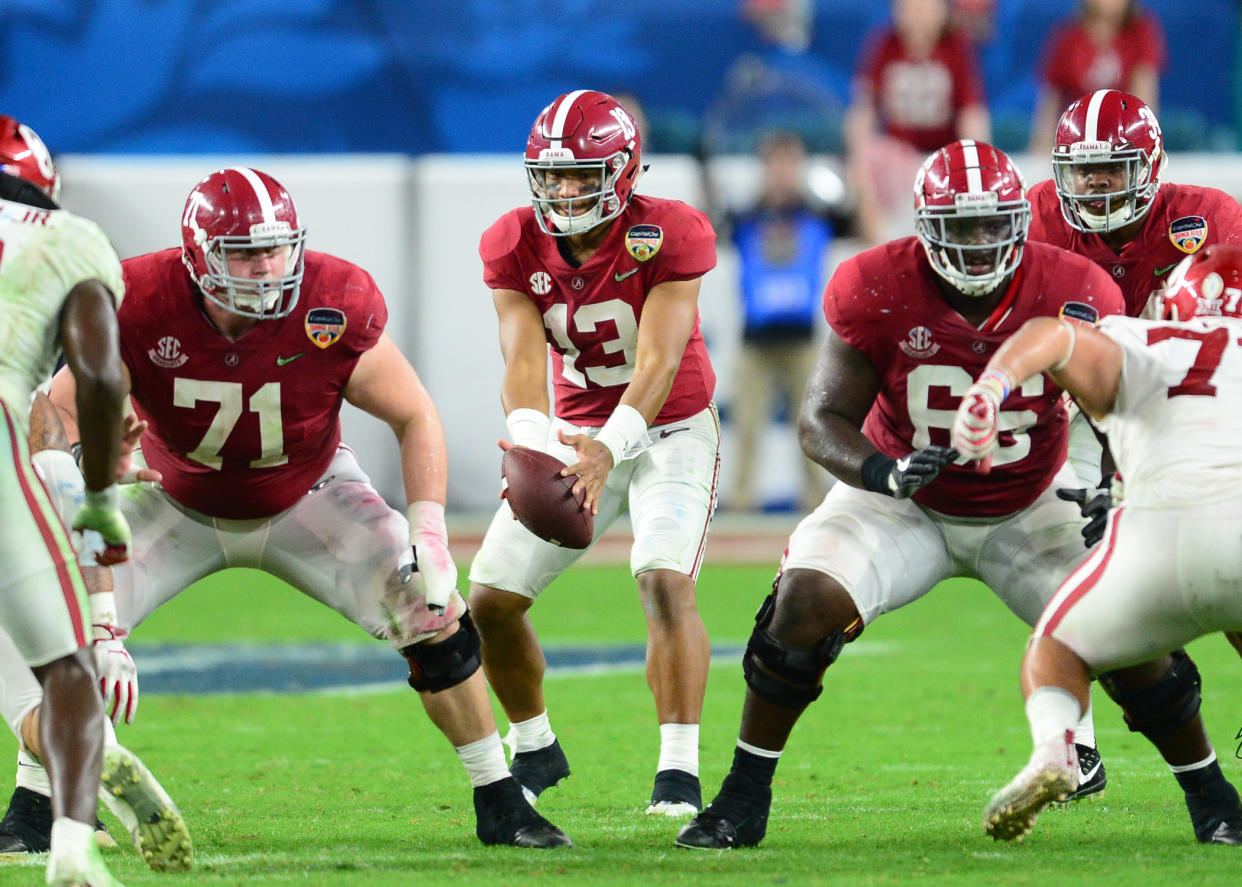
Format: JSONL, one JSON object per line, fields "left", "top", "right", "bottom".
{"left": 983, "top": 729, "right": 1080, "bottom": 842}
{"left": 645, "top": 800, "right": 699, "bottom": 817}
{"left": 100, "top": 745, "right": 193, "bottom": 872}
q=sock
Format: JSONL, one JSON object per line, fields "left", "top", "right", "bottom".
{"left": 49, "top": 816, "right": 94, "bottom": 858}
{"left": 1073, "top": 696, "right": 1096, "bottom": 748}
{"left": 656, "top": 723, "right": 699, "bottom": 777}
{"left": 455, "top": 732, "right": 512, "bottom": 788}
{"left": 506, "top": 711, "right": 556, "bottom": 755}
{"left": 1173, "top": 753, "right": 1226, "bottom": 791}
{"left": 732, "top": 741, "right": 781, "bottom": 787}
{"left": 1025, "top": 686, "right": 1082, "bottom": 747}
{"left": 16, "top": 749, "right": 50, "bottom": 795}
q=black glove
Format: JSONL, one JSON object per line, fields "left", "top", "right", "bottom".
{"left": 861, "top": 446, "right": 959, "bottom": 500}
{"left": 1056, "top": 477, "right": 1114, "bottom": 549}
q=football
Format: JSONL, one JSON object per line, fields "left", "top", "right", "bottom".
{"left": 501, "top": 445, "right": 594, "bottom": 549}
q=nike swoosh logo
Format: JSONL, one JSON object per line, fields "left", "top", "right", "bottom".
{"left": 658, "top": 427, "right": 690, "bottom": 439}
{"left": 1153, "top": 263, "right": 1179, "bottom": 277}
{"left": 895, "top": 457, "right": 911, "bottom": 471}
{"left": 276, "top": 352, "right": 306, "bottom": 366}
{"left": 614, "top": 269, "right": 639, "bottom": 282}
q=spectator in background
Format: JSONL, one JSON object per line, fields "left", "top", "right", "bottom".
{"left": 845, "top": 0, "right": 990, "bottom": 246}
{"left": 726, "top": 130, "right": 840, "bottom": 511}
{"left": 1027, "top": 0, "right": 1166, "bottom": 161}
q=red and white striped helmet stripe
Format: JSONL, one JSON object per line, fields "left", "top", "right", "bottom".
{"left": 1082, "top": 89, "right": 1115, "bottom": 142}
{"left": 957, "top": 139, "right": 984, "bottom": 193}
{"left": 543, "top": 89, "right": 588, "bottom": 149}
{"left": 228, "top": 166, "right": 278, "bottom": 224}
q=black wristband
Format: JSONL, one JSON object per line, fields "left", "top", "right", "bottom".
{"left": 860, "top": 452, "right": 895, "bottom": 494}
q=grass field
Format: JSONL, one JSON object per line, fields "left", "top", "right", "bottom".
{"left": 2, "top": 563, "right": 1242, "bottom": 886}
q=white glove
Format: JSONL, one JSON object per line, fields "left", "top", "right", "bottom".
{"left": 407, "top": 501, "right": 457, "bottom": 614}
{"left": 951, "top": 369, "right": 1013, "bottom": 466}
{"left": 90, "top": 592, "right": 137, "bottom": 725}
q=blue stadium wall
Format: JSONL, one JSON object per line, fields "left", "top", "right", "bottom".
{"left": 2, "top": 0, "right": 1236, "bottom": 155}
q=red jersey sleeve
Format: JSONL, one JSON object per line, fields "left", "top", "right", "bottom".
{"left": 1130, "top": 12, "right": 1167, "bottom": 71}
{"left": 648, "top": 202, "right": 716, "bottom": 287}
{"left": 479, "top": 210, "right": 526, "bottom": 292}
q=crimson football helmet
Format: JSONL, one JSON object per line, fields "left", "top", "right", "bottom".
{"left": 180, "top": 167, "right": 307, "bottom": 319}
{"left": 914, "top": 140, "right": 1030, "bottom": 297}
{"left": 525, "top": 90, "right": 643, "bottom": 236}
{"left": 1052, "top": 89, "right": 1165, "bottom": 233}
{"left": 1159, "top": 245, "right": 1242, "bottom": 321}
{"left": 0, "top": 116, "right": 59, "bottom": 201}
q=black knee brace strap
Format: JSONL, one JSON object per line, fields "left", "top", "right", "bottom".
{"left": 1098, "top": 648, "right": 1202, "bottom": 738}
{"left": 742, "top": 592, "right": 860, "bottom": 710}
{"left": 400, "top": 611, "right": 482, "bottom": 693}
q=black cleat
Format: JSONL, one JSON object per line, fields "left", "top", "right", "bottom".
{"left": 1061, "top": 744, "right": 1107, "bottom": 801}
{"left": 1201, "top": 817, "right": 1242, "bottom": 845}
{"left": 647, "top": 768, "right": 702, "bottom": 816}
{"left": 0, "top": 786, "right": 113, "bottom": 856}
{"left": 674, "top": 772, "right": 771, "bottom": 850}
{"left": 509, "top": 739, "right": 570, "bottom": 804}
{"left": 474, "top": 777, "right": 573, "bottom": 848}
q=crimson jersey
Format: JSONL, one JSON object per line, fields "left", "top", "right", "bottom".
{"left": 825, "top": 238, "right": 1123, "bottom": 517}
{"left": 480, "top": 194, "right": 716, "bottom": 425}
{"left": 1029, "top": 180, "right": 1242, "bottom": 317}
{"left": 119, "top": 249, "right": 386, "bottom": 519}
{"left": 856, "top": 26, "right": 986, "bottom": 153}
{"left": 1039, "top": 12, "right": 1165, "bottom": 113}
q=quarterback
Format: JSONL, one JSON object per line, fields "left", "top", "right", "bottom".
{"left": 469, "top": 89, "right": 720, "bottom": 816}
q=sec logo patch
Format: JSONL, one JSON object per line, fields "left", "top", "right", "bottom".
{"left": 305, "top": 308, "right": 346, "bottom": 348}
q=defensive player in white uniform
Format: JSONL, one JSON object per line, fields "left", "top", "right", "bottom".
{"left": 0, "top": 116, "right": 180, "bottom": 887}
{"left": 953, "top": 244, "right": 1242, "bottom": 843}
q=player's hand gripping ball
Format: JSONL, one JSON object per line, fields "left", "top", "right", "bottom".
{"left": 501, "top": 445, "right": 594, "bottom": 549}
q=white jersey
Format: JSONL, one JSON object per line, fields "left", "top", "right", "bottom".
{"left": 1098, "top": 314, "right": 1242, "bottom": 508}
{"left": 0, "top": 199, "right": 123, "bottom": 424}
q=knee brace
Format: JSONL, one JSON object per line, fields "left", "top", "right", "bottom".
{"left": 1098, "top": 648, "right": 1202, "bottom": 739}
{"left": 742, "top": 591, "right": 862, "bottom": 710}
{"left": 399, "top": 612, "right": 482, "bottom": 693}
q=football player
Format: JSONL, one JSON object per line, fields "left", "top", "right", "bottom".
{"left": 469, "top": 90, "right": 719, "bottom": 815}
{"left": 958, "top": 245, "right": 1242, "bottom": 844}
{"left": 0, "top": 115, "right": 154, "bottom": 886}
{"left": 0, "top": 166, "right": 570, "bottom": 850}
{"left": 1026, "top": 88, "right": 1242, "bottom": 843}
{"left": 676, "top": 140, "right": 1125, "bottom": 850}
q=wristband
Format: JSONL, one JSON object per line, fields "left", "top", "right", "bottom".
{"left": 83, "top": 485, "right": 119, "bottom": 511}
{"left": 977, "top": 367, "right": 1015, "bottom": 403}
{"left": 860, "top": 452, "right": 895, "bottom": 494}
{"left": 593, "top": 404, "right": 648, "bottom": 468}
{"left": 505, "top": 408, "right": 551, "bottom": 450}
{"left": 407, "top": 500, "right": 448, "bottom": 546}
{"left": 89, "top": 591, "right": 118, "bottom": 626}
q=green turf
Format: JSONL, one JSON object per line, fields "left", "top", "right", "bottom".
{"left": 3, "top": 566, "right": 1242, "bottom": 885}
